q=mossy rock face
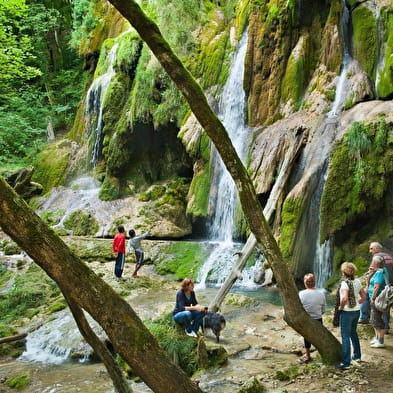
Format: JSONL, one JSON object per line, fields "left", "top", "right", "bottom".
{"left": 63, "top": 237, "right": 114, "bottom": 262}
{"left": 279, "top": 195, "right": 305, "bottom": 258}
{"left": 31, "top": 140, "right": 75, "bottom": 193}
{"left": 153, "top": 241, "right": 210, "bottom": 280}
{"left": 320, "top": 118, "right": 393, "bottom": 243}
{"left": 376, "top": 7, "right": 393, "bottom": 99}
{"left": 63, "top": 209, "right": 99, "bottom": 236}
{"left": 352, "top": 4, "right": 378, "bottom": 80}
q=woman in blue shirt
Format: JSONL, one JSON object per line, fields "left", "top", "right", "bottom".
{"left": 173, "top": 278, "right": 206, "bottom": 337}
{"left": 369, "top": 255, "right": 387, "bottom": 348}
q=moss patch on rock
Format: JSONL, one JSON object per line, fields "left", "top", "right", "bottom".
{"left": 31, "top": 140, "right": 74, "bottom": 193}
{"left": 279, "top": 195, "right": 305, "bottom": 258}
{"left": 376, "top": 7, "right": 393, "bottom": 99}
{"left": 63, "top": 209, "right": 99, "bottom": 236}
{"left": 154, "top": 241, "right": 209, "bottom": 280}
{"left": 320, "top": 117, "right": 393, "bottom": 242}
{"left": 352, "top": 4, "right": 378, "bottom": 80}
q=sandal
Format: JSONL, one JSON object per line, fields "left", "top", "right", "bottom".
{"left": 298, "top": 355, "right": 312, "bottom": 364}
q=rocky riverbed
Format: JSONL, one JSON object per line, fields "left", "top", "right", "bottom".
{"left": 1, "top": 262, "right": 393, "bottom": 393}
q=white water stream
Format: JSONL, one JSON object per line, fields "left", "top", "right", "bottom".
{"left": 85, "top": 44, "right": 118, "bottom": 167}
{"left": 196, "top": 30, "right": 259, "bottom": 290}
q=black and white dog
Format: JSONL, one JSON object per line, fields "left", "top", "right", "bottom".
{"left": 202, "top": 312, "right": 226, "bottom": 343}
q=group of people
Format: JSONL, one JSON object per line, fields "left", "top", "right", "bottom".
{"left": 299, "top": 241, "right": 393, "bottom": 370}
{"left": 112, "top": 225, "right": 149, "bottom": 279}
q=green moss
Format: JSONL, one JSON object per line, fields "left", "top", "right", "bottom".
{"left": 63, "top": 209, "right": 99, "bottom": 236}
{"left": 238, "top": 377, "right": 267, "bottom": 393}
{"left": 99, "top": 175, "right": 120, "bottom": 201}
{"left": 115, "top": 32, "right": 142, "bottom": 75}
{"left": 7, "top": 373, "right": 30, "bottom": 390}
{"left": 0, "top": 264, "right": 60, "bottom": 327}
{"left": 31, "top": 140, "right": 73, "bottom": 192}
{"left": 274, "top": 366, "right": 301, "bottom": 381}
{"left": 154, "top": 242, "right": 209, "bottom": 280}
{"left": 320, "top": 118, "right": 393, "bottom": 241}
{"left": 144, "top": 313, "right": 198, "bottom": 376}
{"left": 235, "top": 0, "right": 251, "bottom": 39}
{"left": 376, "top": 8, "right": 393, "bottom": 98}
{"left": 352, "top": 5, "right": 378, "bottom": 79}
{"left": 280, "top": 196, "right": 305, "bottom": 258}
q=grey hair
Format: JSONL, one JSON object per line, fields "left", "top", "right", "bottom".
{"left": 370, "top": 242, "right": 383, "bottom": 250}
{"left": 372, "top": 255, "right": 385, "bottom": 268}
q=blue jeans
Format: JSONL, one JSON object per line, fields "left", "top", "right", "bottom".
{"left": 173, "top": 310, "right": 204, "bottom": 334}
{"left": 360, "top": 296, "right": 390, "bottom": 330}
{"left": 340, "top": 310, "right": 361, "bottom": 366}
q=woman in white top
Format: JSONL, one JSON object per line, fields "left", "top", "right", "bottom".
{"left": 337, "top": 262, "right": 366, "bottom": 369}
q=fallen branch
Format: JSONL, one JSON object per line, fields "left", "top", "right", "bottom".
{"left": 0, "top": 333, "right": 27, "bottom": 344}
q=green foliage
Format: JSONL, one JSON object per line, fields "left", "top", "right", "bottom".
{"left": 0, "top": 0, "right": 41, "bottom": 97}
{"left": 0, "top": 263, "right": 61, "bottom": 326}
{"left": 7, "top": 373, "right": 30, "bottom": 390}
{"left": 70, "top": 0, "right": 99, "bottom": 51}
{"left": 145, "top": 313, "right": 198, "bottom": 376}
{"left": 0, "top": 90, "right": 48, "bottom": 166}
{"left": 63, "top": 209, "right": 99, "bottom": 236}
{"left": 0, "top": 266, "right": 14, "bottom": 289}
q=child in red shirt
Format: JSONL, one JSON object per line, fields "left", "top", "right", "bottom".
{"left": 112, "top": 225, "right": 126, "bottom": 279}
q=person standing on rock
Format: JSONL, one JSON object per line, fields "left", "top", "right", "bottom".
{"left": 298, "top": 273, "right": 326, "bottom": 363}
{"left": 112, "top": 225, "right": 126, "bottom": 280}
{"left": 336, "top": 262, "right": 366, "bottom": 369}
{"left": 127, "top": 229, "right": 149, "bottom": 277}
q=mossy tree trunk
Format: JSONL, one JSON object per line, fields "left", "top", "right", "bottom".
{"left": 106, "top": 0, "right": 341, "bottom": 364}
{"left": 0, "top": 178, "right": 203, "bottom": 393}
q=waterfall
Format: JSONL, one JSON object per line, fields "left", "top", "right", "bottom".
{"left": 329, "top": 0, "right": 352, "bottom": 117}
{"left": 196, "top": 30, "right": 256, "bottom": 289}
{"left": 375, "top": 4, "right": 386, "bottom": 98}
{"left": 85, "top": 44, "right": 118, "bottom": 167}
{"left": 19, "top": 311, "right": 104, "bottom": 365}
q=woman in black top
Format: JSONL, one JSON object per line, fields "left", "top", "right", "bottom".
{"left": 173, "top": 278, "right": 205, "bottom": 337}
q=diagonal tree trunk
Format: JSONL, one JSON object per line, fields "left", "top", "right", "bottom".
{"left": 106, "top": 0, "right": 341, "bottom": 364}
{"left": 209, "top": 130, "right": 305, "bottom": 312}
{"left": 0, "top": 178, "right": 203, "bottom": 393}
{"left": 64, "top": 294, "right": 133, "bottom": 393}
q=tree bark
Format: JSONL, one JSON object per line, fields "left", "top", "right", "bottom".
{"left": 105, "top": 0, "right": 341, "bottom": 364}
{"left": 209, "top": 131, "right": 305, "bottom": 312}
{"left": 65, "top": 294, "right": 133, "bottom": 393}
{"left": 0, "top": 178, "right": 203, "bottom": 393}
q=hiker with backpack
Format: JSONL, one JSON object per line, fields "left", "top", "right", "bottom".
{"left": 359, "top": 242, "right": 392, "bottom": 333}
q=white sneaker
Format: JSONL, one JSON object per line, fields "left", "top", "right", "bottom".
{"left": 370, "top": 337, "right": 378, "bottom": 344}
{"left": 370, "top": 342, "right": 385, "bottom": 348}
{"left": 185, "top": 329, "right": 197, "bottom": 338}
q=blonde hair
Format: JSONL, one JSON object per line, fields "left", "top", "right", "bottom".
{"left": 341, "top": 262, "right": 357, "bottom": 280}
{"left": 180, "top": 278, "right": 194, "bottom": 290}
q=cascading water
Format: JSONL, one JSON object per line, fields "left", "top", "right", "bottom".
{"left": 19, "top": 311, "right": 104, "bottom": 365}
{"left": 85, "top": 43, "right": 118, "bottom": 167}
{"left": 329, "top": 0, "right": 352, "bottom": 118}
{"left": 196, "top": 30, "right": 259, "bottom": 289}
